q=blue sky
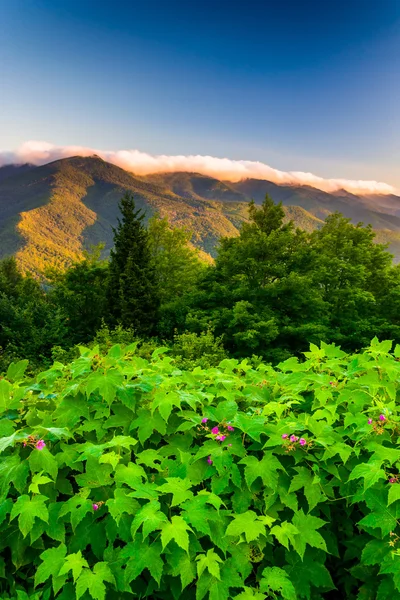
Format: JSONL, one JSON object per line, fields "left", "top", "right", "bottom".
{"left": 1, "top": 0, "right": 400, "bottom": 187}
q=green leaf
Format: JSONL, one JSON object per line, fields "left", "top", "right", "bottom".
{"left": 291, "top": 510, "right": 327, "bottom": 559}
{"left": 122, "top": 539, "right": 164, "bottom": 585}
{"left": 348, "top": 461, "right": 386, "bottom": 491}
{"left": 130, "top": 500, "right": 168, "bottom": 539}
{"left": 152, "top": 390, "right": 181, "bottom": 422}
{"left": 226, "top": 511, "right": 275, "bottom": 543}
{"left": 76, "top": 562, "right": 115, "bottom": 600}
{"left": 167, "top": 546, "right": 196, "bottom": 590}
{"left": 28, "top": 472, "right": 53, "bottom": 494}
{"left": 240, "top": 453, "right": 282, "bottom": 491}
{"left": 59, "top": 550, "right": 89, "bottom": 582}
{"left": 157, "top": 477, "right": 194, "bottom": 506}
{"left": 284, "top": 550, "right": 335, "bottom": 598}
{"left": 234, "top": 588, "right": 266, "bottom": 600}
{"left": 10, "top": 494, "right": 49, "bottom": 537}
{"left": 75, "top": 457, "right": 113, "bottom": 488}
{"left": 29, "top": 448, "right": 58, "bottom": 480}
{"left": 361, "top": 539, "right": 391, "bottom": 565}
{"left": 86, "top": 369, "right": 124, "bottom": 405}
{"left": 358, "top": 489, "right": 399, "bottom": 536}
{"left": 388, "top": 484, "right": 400, "bottom": 506}
{"left": 7, "top": 360, "right": 29, "bottom": 382}
{"left": 161, "top": 515, "right": 193, "bottom": 552}
{"left": 130, "top": 408, "right": 167, "bottom": 445}
{"left": 59, "top": 489, "right": 93, "bottom": 531}
{"left": 0, "top": 380, "right": 12, "bottom": 413}
{"left": 271, "top": 521, "right": 300, "bottom": 550}
{"left": 34, "top": 543, "right": 67, "bottom": 587}
{"left": 106, "top": 488, "right": 140, "bottom": 525}
{"left": 196, "top": 549, "right": 223, "bottom": 580}
{"left": 260, "top": 567, "right": 297, "bottom": 600}
{"left": 288, "top": 467, "right": 324, "bottom": 512}
{"left": 115, "top": 462, "right": 146, "bottom": 487}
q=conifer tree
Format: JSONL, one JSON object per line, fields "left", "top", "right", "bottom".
{"left": 106, "top": 193, "right": 159, "bottom": 335}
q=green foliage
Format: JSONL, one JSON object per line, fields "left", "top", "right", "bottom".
{"left": 47, "top": 246, "right": 108, "bottom": 346}
{"left": 1, "top": 340, "right": 400, "bottom": 598}
{"left": 106, "top": 193, "right": 159, "bottom": 335}
{"left": 147, "top": 213, "right": 205, "bottom": 306}
{"left": 173, "top": 197, "right": 400, "bottom": 362}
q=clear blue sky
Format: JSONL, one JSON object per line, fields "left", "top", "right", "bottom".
{"left": 1, "top": 0, "right": 400, "bottom": 186}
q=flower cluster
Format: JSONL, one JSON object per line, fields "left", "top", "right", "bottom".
{"left": 200, "top": 418, "right": 234, "bottom": 442}
{"left": 200, "top": 418, "right": 235, "bottom": 466}
{"left": 282, "top": 433, "right": 308, "bottom": 451}
{"left": 367, "top": 414, "right": 387, "bottom": 434}
{"left": 21, "top": 435, "right": 46, "bottom": 451}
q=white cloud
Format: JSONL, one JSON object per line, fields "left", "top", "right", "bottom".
{"left": 0, "top": 140, "right": 396, "bottom": 196}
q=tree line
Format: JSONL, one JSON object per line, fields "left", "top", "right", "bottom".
{"left": 1, "top": 192, "right": 400, "bottom": 371}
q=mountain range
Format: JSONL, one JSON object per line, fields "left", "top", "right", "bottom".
{"left": 1, "top": 155, "right": 400, "bottom": 276}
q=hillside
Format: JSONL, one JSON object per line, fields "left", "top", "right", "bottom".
{"left": 1, "top": 156, "right": 400, "bottom": 275}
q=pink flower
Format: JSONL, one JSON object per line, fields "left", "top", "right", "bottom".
{"left": 299, "top": 438, "right": 306, "bottom": 446}
{"left": 211, "top": 427, "right": 219, "bottom": 435}
{"left": 207, "top": 456, "right": 213, "bottom": 465}
{"left": 379, "top": 414, "right": 386, "bottom": 422}
{"left": 227, "top": 425, "right": 234, "bottom": 432}
{"left": 219, "top": 435, "right": 226, "bottom": 441}
{"left": 282, "top": 434, "right": 288, "bottom": 439}
{"left": 201, "top": 418, "right": 208, "bottom": 423}
{"left": 228, "top": 443, "right": 232, "bottom": 447}
{"left": 329, "top": 381, "right": 335, "bottom": 385}
{"left": 215, "top": 435, "right": 221, "bottom": 440}
{"left": 289, "top": 435, "right": 298, "bottom": 443}
{"left": 35, "top": 440, "right": 46, "bottom": 451}
{"left": 367, "top": 419, "right": 373, "bottom": 425}
{"left": 92, "top": 503, "right": 99, "bottom": 511}
{"left": 23, "top": 442, "right": 27, "bottom": 447}
{"left": 389, "top": 478, "right": 397, "bottom": 484}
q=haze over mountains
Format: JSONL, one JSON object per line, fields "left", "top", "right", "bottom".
{"left": 1, "top": 155, "right": 400, "bottom": 276}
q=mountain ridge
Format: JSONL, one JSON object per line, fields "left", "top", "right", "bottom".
{"left": 1, "top": 156, "right": 400, "bottom": 276}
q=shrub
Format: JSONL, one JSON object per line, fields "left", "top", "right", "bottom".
{"left": 1, "top": 338, "right": 400, "bottom": 599}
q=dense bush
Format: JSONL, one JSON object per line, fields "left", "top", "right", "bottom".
{"left": 1, "top": 338, "right": 400, "bottom": 599}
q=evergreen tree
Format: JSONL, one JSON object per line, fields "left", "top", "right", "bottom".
{"left": 106, "top": 193, "right": 159, "bottom": 335}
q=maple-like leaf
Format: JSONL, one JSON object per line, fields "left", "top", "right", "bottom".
{"left": 130, "top": 499, "right": 168, "bottom": 539}
{"left": 121, "top": 539, "right": 164, "bottom": 585}
{"left": 271, "top": 521, "right": 300, "bottom": 550}
{"left": 161, "top": 515, "right": 193, "bottom": 552}
{"left": 348, "top": 460, "right": 386, "bottom": 491}
{"left": 59, "top": 550, "right": 89, "bottom": 582}
{"left": 10, "top": 494, "right": 49, "bottom": 538}
{"left": 28, "top": 448, "right": 58, "bottom": 480}
{"left": 28, "top": 472, "right": 53, "bottom": 494}
{"left": 167, "top": 546, "right": 196, "bottom": 590}
{"left": 106, "top": 488, "right": 140, "bottom": 525}
{"left": 157, "top": 477, "right": 194, "bottom": 506}
{"left": 196, "top": 549, "right": 223, "bottom": 580}
{"left": 75, "top": 561, "right": 115, "bottom": 600}
{"left": 239, "top": 454, "right": 283, "bottom": 491}
{"left": 225, "top": 510, "right": 275, "bottom": 543}
{"left": 85, "top": 369, "right": 124, "bottom": 405}
{"left": 291, "top": 510, "right": 327, "bottom": 559}
{"left": 260, "top": 567, "right": 297, "bottom": 600}
{"left": 34, "top": 543, "right": 67, "bottom": 587}
{"left": 130, "top": 408, "right": 167, "bottom": 445}
{"left": 59, "top": 489, "right": 93, "bottom": 531}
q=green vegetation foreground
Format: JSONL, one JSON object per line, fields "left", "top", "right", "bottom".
{"left": 1, "top": 339, "right": 400, "bottom": 599}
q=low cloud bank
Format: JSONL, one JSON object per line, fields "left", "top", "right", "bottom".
{"left": 0, "top": 140, "right": 396, "bottom": 196}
